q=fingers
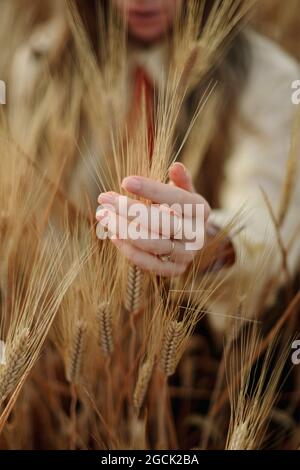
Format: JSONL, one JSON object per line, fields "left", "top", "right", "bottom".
{"left": 169, "top": 162, "right": 195, "bottom": 192}
{"left": 97, "top": 196, "right": 204, "bottom": 246}
{"left": 121, "top": 175, "right": 210, "bottom": 219}
{"left": 96, "top": 170, "right": 210, "bottom": 277}
{"left": 130, "top": 238, "right": 195, "bottom": 263}
{"left": 98, "top": 192, "right": 182, "bottom": 238}
{"left": 96, "top": 206, "right": 148, "bottom": 240}
{"left": 111, "top": 238, "right": 188, "bottom": 278}
{"left": 96, "top": 206, "right": 196, "bottom": 263}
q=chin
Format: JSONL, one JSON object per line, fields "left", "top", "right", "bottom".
{"left": 129, "top": 26, "right": 167, "bottom": 45}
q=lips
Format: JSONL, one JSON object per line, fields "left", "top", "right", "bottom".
{"left": 129, "top": 7, "right": 161, "bottom": 16}
{"left": 128, "top": 9, "right": 163, "bottom": 25}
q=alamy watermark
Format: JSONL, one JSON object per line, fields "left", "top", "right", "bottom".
{"left": 0, "top": 80, "right": 6, "bottom": 105}
{"left": 96, "top": 198, "right": 206, "bottom": 251}
{"left": 291, "top": 80, "right": 300, "bottom": 105}
{"left": 0, "top": 340, "right": 6, "bottom": 365}
{"left": 291, "top": 340, "right": 300, "bottom": 365}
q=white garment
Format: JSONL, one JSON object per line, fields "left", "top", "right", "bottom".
{"left": 208, "top": 31, "right": 300, "bottom": 332}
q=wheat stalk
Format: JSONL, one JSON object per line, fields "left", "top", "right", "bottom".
{"left": 171, "top": 0, "right": 256, "bottom": 93}
{"left": 225, "top": 324, "right": 291, "bottom": 450}
{"left": 97, "top": 302, "right": 114, "bottom": 357}
{"left": 66, "top": 320, "right": 87, "bottom": 384}
{"left": 226, "top": 416, "right": 252, "bottom": 450}
{"left": 278, "top": 108, "right": 300, "bottom": 226}
{"left": 0, "top": 329, "right": 30, "bottom": 402}
{"left": 160, "top": 321, "right": 185, "bottom": 377}
{"left": 133, "top": 358, "right": 154, "bottom": 415}
{"left": 125, "top": 265, "right": 143, "bottom": 314}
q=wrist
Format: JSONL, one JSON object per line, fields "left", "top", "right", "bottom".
{"left": 203, "top": 222, "right": 236, "bottom": 272}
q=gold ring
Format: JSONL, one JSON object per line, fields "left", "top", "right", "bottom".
{"left": 158, "top": 241, "right": 175, "bottom": 263}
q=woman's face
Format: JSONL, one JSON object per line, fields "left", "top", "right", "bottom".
{"left": 112, "top": 0, "right": 183, "bottom": 43}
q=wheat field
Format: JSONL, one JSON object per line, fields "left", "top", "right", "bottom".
{"left": 0, "top": 0, "right": 299, "bottom": 450}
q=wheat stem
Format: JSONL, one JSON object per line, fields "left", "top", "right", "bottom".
{"left": 160, "top": 321, "right": 184, "bottom": 377}
{"left": 0, "top": 329, "right": 30, "bottom": 402}
{"left": 66, "top": 320, "right": 87, "bottom": 384}
{"left": 125, "top": 264, "right": 143, "bottom": 314}
{"left": 97, "top": 302, "right": 114, "bottom": 356}
{"left": 227, "top": 420, "right": 251, "bottom": 450}
{"left": 133, "top": 358, "right": 154, "bottom": 415}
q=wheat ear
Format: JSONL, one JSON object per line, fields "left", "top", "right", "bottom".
{"left": 160, "top": 321, "right": 185, "bottom": 377}
{"left": 97, "top": 302, "right": 114, "bottom": 356}
{"left": 278, "top": 108, "right": 300, "bottom": 226}
{"left": 0, "top": 329, "right": 30, "bottom": 402}
{"left": 66, "top": 320, "right": 87, "bottom": 384}
{"left": 125, "top": 264, "right": 143, "bottom": 314}
{"left": 227, "top": 419, "right": 251, "bottom": 450}
{"left": 133, "top": 358, "right": 154, "bottom": 415}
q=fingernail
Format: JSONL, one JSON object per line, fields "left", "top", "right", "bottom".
{"left": 172, "top": 162, "right": 186, "bottom": 173}
{"left": 96, "top": 205, "right": 103, "bottom": 217}
{"left": 122, "top": 177, "right": 142, "bottom": 192}
{"left": 98, "top": 192, "right": 118, "bottom": 204}
{"left": 96, "top": 207, "right": 109, "bottom": 221}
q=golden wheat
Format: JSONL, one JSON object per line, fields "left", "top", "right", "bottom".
{"left": 97, "top": 302, "right": 114, "bottom": 357}
{"left": 125, "top": 265, "right": 143, "bottom": 314}
{"left": 66, "top": 320, "right": 88, "bottom": 384}
{"left": 0, "top": 329, "right": 30, "bottom": 402}
{"left": 160, "top": 321, "right": 185, "bottom": 378}
{"left": 133, "top": 358, "right": 155, "bottom": 415}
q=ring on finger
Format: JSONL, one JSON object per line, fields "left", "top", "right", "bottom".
{"left": 158, "top": 240, "right": 176, "bottom": 263}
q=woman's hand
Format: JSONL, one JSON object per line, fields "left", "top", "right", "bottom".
{"left": 96, "top": 163, "right": 210, "bottom": 277}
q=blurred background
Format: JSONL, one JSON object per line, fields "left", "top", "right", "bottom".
{"left": 2, "top": 0, "right": 300, "bottom": 52}
{"left": 254, "top": 0, "right": 300, "bottom": 60}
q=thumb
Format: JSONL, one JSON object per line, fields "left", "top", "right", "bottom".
{"left": 169, "top": 162, "right": 195, "bottom": 192}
